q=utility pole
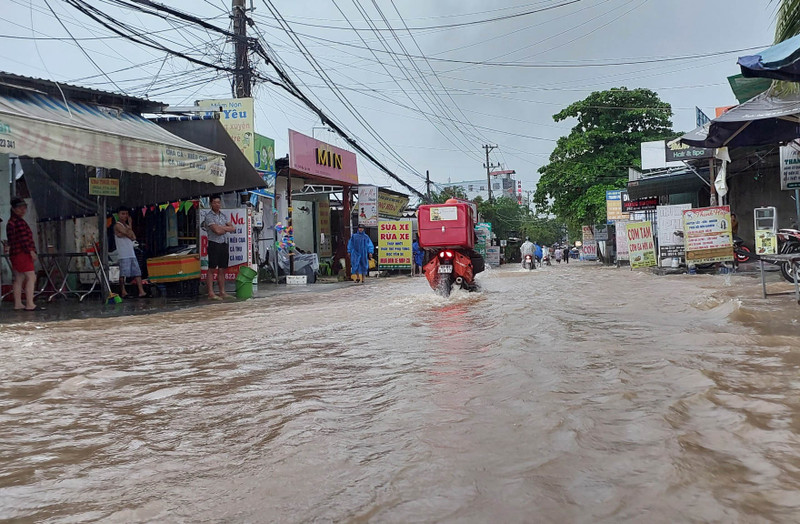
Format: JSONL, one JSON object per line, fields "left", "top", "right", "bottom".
{"left": 426, "top": 170, "right": 431, "bottom": 201}
{"left": 232, "top": 0, "right": 251, "bottom": 98}
{"left": 483, "top": 144, "right": 500, "bottom": 202}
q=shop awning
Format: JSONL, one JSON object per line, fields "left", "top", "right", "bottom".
{"left": 627, "top": 170, "right": 708, "bottom": 199}
{"left": 0, "top": 92, "right": 226, "bottom": 185}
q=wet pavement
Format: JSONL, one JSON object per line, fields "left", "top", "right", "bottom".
{"left": 2, "top": 262, "right": 800, "bottom": 522}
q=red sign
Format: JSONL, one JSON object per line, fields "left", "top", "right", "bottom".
{"left": 288, "top": 129, "right": 358, "bottom": 185}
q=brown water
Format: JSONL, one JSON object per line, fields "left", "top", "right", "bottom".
{"left": 2, "top": 263, "right": 800, "bottom": 523}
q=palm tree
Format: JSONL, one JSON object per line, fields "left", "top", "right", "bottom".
{"left": 775, "top": 0, "right": 800, "bottom": 43}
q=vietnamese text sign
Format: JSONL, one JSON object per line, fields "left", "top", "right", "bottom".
{"left": 288, "top": 129, "right": 358, "bottom": 185}
{"left": 89, "top": 177, "right": 119, "bottom": 196}
{"left": 486, "top": 245, "right": 501, "bottom": 266}
{"left": 200, "top": 207, "right": 253, "bottom": 281}
{"left": 378, "top": 190, "right": 408, "bottom": 218}
{"left": 657, "top": 204, "right": 691, "bottom": 259}
{"left": 358, "top": 185, "right": 378, "bottom": 227}
{"left": 665, "top": 139, "right": 713, "bottom": 161}
{"left": 475, "top": 222, "right": 491, "bottom": 257}
{"left": 252, "top": 133, "right": 276, "bottom": 198}
{"left": 621, "top": 191, "right": 658, "bottom": 213}
{"left": 626, "top": 221, "right": 657, "bottom": 269}
{"left": 198, "top": 97, "right": 255, "bottom": 164}
{"left": 582, "top": 225, "right": 597, "bottom": 260}
{"left": 594, "top": 223, "right": 609, "bottom": 242}
{"left": 755, "top": 229, "right": 778, "bottom": 255}
{"left": 378, "top": 220, "right": 412, "bottom": 269}
{"left": 606, "top": 190, "right": 629, "bottom": 223}
{"left": 683, "top": 206, "right": 733, "bottom": 264}
{"left": 780, "top": 140, "right": 800, "bottom": 190}
{"left": 615, "top": 220, "right": 633, "bottom": 261}
{"left": 318, "top": 200, "right": 332, "bottom": 257}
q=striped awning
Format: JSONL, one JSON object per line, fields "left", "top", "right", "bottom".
{"left": 0, "top": 92, "right": 226, "bottom": 185}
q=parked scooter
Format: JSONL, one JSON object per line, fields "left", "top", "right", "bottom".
{"left": 777, "top": 228, "right": 800, "bottom": 282}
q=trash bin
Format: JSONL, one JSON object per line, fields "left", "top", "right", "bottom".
{"left": 235, "top": 266, "right": 257, "bottom": 299}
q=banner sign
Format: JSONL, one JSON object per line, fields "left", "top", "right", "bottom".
{"left": 200, "top": 207, "right": 253, "bottom": 281}
{"left": 251, "top": 133, "right": 276, "bottom": 198}
{"left": 621, "top": 191, "right": 658, "bottom": 212}
{"left": 615, "top": 220, "right": 633, "bottom": 261}
{"left": 755, "top": 229, "right": 778, "bottom": 255}
{"left": 780, "top": 140, "right": 800, "bottom": 190}
{"left": 89, "top": 177, "right": 119, "bottom": 196}
{"left": 358, "top": 185, "right": 378, "bottom": 227}
{"left": 486, "top": 245, "right": 501, "bottom": 266}
{"left": 318, "top": 200, "right": 332, "bottom": 257}
{"left": 606, "top": 189, "right": 629, "bottom": 223}
{"left": 582, "top": 225, "right": 597, "bottom": 260}
{"left": 683, "top": 206, "right": 734, "bottom": 264}
{"left": 626, "top": 221, "right": 657, "bottom": 269}
{"left": 665, "top": 139, "right": 713, "bottom": 161}
{"left": 288, "top": 129, "right": 358, "bottom": 185}
{"left": 656, "top": 204, "right": 691, "bottom": 259}
{"left": 378, "top": 190, "right": 408, "bottom": 218}
{"left": 378, "top": 220, "right": 412, "bottom": 269}
{"left": 594, "top": 223, "right": 609, "bottom": 242}
{"left": 475, "top": 222, "right": 491, "bottom": 257}
{"left": 197, "top": 97, "right": 255, "bottom": 164}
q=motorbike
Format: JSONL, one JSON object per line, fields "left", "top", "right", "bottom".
{"left": 777, "top": 228, "right": 800, "bottom": 282}
{"left": 733, "top": 237, "right": 752, "bottom": 263}
{"left": 522, "top": 253, "right": 534, "bottom": 270}
{"left": 424, "top": 249, "right": 484, "bottom": 297}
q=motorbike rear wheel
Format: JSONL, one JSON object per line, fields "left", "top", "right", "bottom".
{"left": 780, "top": 242, "right": 800, "bottom": 283}
{"left": 734, "top": 244, "right": 751, "bottom": 263}
{"left": 436, "top": 274, "right": 453, "bottom": 298}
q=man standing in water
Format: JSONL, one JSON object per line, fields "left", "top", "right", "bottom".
{"left": 201, "top": 195, "right": 235, "bottom": 300}
{"left": 347, "top": 224, "right": 374, "bottom": 283}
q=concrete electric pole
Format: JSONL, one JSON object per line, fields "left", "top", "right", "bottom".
{"left": 483, "top": 144, "right": 500, "bottom": 202}
{"left": 232, "top": 0, "right": 251, "bottom": 98}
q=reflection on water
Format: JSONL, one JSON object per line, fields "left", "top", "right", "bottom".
{"left": 2, "top": 264, "right": 800, "bottom": 522}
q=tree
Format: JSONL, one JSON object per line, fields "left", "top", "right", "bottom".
{"left": 775, "top": 0, "right": 800, "bottom": 43}
{"left": 429, "top": 185, "right": 467, "bottom": 203}
{"left": 533, "top": 87, "right": 674, "bottom": 237}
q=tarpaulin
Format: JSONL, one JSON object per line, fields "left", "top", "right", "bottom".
{"left": 0, "top": 92, "right": 226, "bottom": 185}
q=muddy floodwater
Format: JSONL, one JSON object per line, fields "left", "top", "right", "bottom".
{"left": 2, "top": 263, "right": 800, "bottom": 522}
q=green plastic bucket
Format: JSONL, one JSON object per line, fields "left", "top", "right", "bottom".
{"left": 235, "top": 278, "right": 253, "bottom": 299}
{"left": 238, "top": 266, "right": 257, "bottom": 281}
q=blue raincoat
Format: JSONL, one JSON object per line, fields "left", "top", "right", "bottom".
{"left": 348, "top": 231, "right": 374, "bottom": 275}
{"left": 412, "top": 240, "right": 424, "bottom": 267}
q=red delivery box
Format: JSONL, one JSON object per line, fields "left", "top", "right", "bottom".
{"left": 418, "top": 203, "right": 475, "bottom": 249}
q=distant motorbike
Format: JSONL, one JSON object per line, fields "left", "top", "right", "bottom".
{"left": 522, "top": 253, "right": 534, "bottom": 270}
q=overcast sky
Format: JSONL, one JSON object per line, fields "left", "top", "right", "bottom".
{"left": 1, "top": 0, "right": 777, "bottom": 197}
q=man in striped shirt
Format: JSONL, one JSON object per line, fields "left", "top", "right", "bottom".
{"left": 6, "top": 197, "right": 38, "bottom": 311}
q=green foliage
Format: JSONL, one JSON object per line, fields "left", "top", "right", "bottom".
{"left": 534, "top": 87, "right": 674, "bottom": 232}
{"left": 775, "top": 0, "right": 800, "bottom": 44}
{"left": 478, "top": 196, "right": 565, "bottom": 246}
{"left": 519, "top": 215, "right": 565, "bottom": 247}
{"left": 429, "top": 185, "right": 467, "bottom": 203}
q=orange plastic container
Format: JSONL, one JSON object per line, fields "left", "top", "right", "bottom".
{"left": 418, "top": 203, "right": 476, "bottom": 249}
{"left": 146, "top": 254, "right": 201, "bottom": 282}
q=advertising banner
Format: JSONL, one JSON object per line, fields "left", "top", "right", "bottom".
{"left": 606, "top": 189, "right": 629, "bottom": 223}
{"left": 683, "top": 206, "right": 734, "bottom": 264}
{"left": 318, "top": 200, "right": 332, "bottom": 257}
{"left": 656, "top": 204, "right": 691, "bottom": 259}
{"left": 755, "top": 229, "right": 778, "bottom": 255}
{"left": 475, "top": 222, "right": 491, "bottom": 257}
{"left": 621, "top": 191, "right": 658, "bottom": 213}
{"left": 378, "top": 190, "right": 409, "bottom": 218}
{"left": 594, "top": 223, "right": 610, "bottom": 242}
{"left": 615, "top": 220, "right": 633, "bottom": 261}
{"left": 358, "top": 185, "right": 378, "bottom": 227}
{"left": 582, "top": 225, "right": 597, "bottom": 260}
{"left": 486, "top": 245, "right": 501, "bottom": 266}
{"left": 197, "top": 97, "right": 255, "bottom": 164}
{"left": 288, "top": 129, "right": 358, "bottom": 185}
{"left": 665, "top": 139, "right": 713, "bottom": 161}
{"left": 378, "top": 220, "right": 412, "bottom": 269}
{"left": 780, "top": 140, "right": 800, "bottom": 190}
{"left": 626, "top": 221, "right": 657, "bottom": 269}
{"left": 200, "top": 207, "right": 253, "bottom": 282}
{"left": 251, "top": 133, "right": 276, "bottom": 198}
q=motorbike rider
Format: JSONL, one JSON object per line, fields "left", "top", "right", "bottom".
{"left": 533, "top": 241, "right": 543, "bottom": 263}
{"left": 520, "top": 237, "right": 535, "bottom": 267}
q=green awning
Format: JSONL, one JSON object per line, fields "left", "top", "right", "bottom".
{"left": 727, "top": 74, "right": 772, "bottom": 104}
{"left": 627, "top": 171, "right": 708, "bottom": 199}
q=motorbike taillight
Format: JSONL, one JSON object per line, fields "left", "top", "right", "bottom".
{"left": 439, "top": 251, "right": 454, "bottom": 259}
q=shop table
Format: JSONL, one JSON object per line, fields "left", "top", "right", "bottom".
{"left": 757, "top": 254, "right": 800, "bottom": 304}
{"left": 1, "top": 252, "right": 103, "bottom": 302}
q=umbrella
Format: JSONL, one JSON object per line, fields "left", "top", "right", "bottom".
{"left": 680, "top": 90, "right": 800, "bottom": 148}
{"left": 738, "top": 33, "right": 800, "bottom": 82}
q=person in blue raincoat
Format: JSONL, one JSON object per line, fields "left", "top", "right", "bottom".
{"left": 347, "top": 224, "right": 374, "bottom": 283}
{"left": 412, "top": 235, "right": 424, "bottom": 276}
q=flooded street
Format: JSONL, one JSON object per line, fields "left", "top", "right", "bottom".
{"left": 3, "top": 263, "right": 800, "bottom": 522}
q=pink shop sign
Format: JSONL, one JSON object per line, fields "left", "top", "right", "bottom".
{"left": 288, "top": 129, "right": 358, "bottom": 185}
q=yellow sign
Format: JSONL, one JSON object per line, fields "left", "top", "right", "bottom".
{"left": 378, "top": 220, "right": 412, "bottom": 269}
{"left": 317, "top": 200, "right": 332, "bottom": 257}
{"left": 378, "top": 190, "right": 409, "bottom": 218}
{"left": 626, "top": 220, "right": 657, "bottom": 269}
{"left": 89, "top": 177, "right": 119, "bottom": 196}
{"left": 197, "top": 97, "right": 255, "bottom": 164}
{"left": 755, "top": 229, "right": 777, "bottom": 255}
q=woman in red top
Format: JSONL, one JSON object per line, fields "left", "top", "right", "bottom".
{"left": 7, "top": 197, "right": 38, "bottom": 311}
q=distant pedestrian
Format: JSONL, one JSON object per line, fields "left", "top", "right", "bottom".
{"left": 555, "top": 247, "right": 563, "bottom": 263}
{"left": 564, "top": 245, "right": 570, "bottom": 264}
{"left": 348, "top": 224, "right": 374, "bottom": 283}
{"left": 412, "top": 236, "right": 424, "bottom": 275}
{"left": 201, "top": 195, "right": 235, "bottom": 300}
{"left": 6, "top": 197, "right": 38, "bottom": 311}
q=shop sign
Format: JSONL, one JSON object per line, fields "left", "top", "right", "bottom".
{"left": 582, "top": 225, "right": 597, "bottom": 260}
{"left": 682, "top": 206, "right": 733, "bottom": 264}
{"left": 594, "top": 224, "right": 609, "bottom": 241}
{"left": 475, "top": 222, "right": 491, "bottom": 257}
{"left": 318, "top": 200, "right": 332, "bottom": 257}
{"left": 288, "top": 129, "right": 358, "bottom": 185}
{"left": 615, "top": 220, "right": 634, "bottom": 261}
{"left": 378, "top": 190, "right": 409, "bottom": 218}
{"left": 486, "top": 245, "right": 501, "bottom": 266}
{"left": 665, "top": 139, "right": 713, "bottom": 161}
{"left": 199, "top": 207, "right": 253, "bottom": 281}
{"left": 780, "top": 140, "right": 800, "bottom": 190}
{"left": 251, "top": 133, "right": 276, "bottom": 198}
{"left": 656, "top": 204, "right": 691, "bottom": 259}
{"left": 197, "top": 97, "right": 255, "bottom": 164}
{"left": 88, "top": 177, "right": 119, "bottom": 196}
{"left": 621, "top": 191, "right": 658, "bottom": 212}
{"left": 755, "top": 229, "right": 778, "bottom": 255}
{"left": 606, "top": 189, "right": 629, "bottom": 223}
{"left": 358, "top": 185, "right": 378, "bottom": 227}
{"left": 378, "top": 220, "right": 412, "bottom": 269}
{"left": 626, "top": 221, "right": 657, "bottom": 269}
